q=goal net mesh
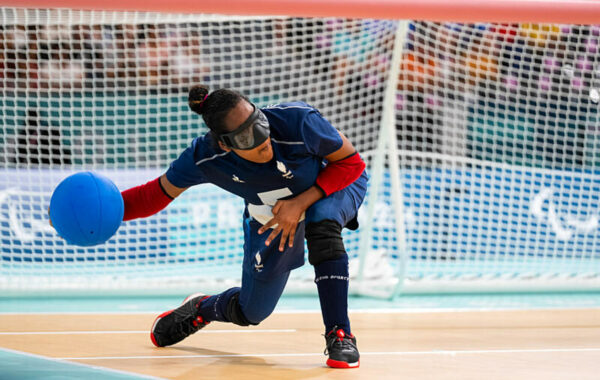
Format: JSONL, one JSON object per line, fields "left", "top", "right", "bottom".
{"left": 0, "top": 8, "right": 598, "bottom": 295}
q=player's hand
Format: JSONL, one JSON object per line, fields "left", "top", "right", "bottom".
{"left": 258, "top": 199, "right": 305, "bottom": 252}
{"left": 47, "top": 207, "right": 53, "bottom": 227}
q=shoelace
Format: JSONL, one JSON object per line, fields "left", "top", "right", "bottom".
{"left": 174, "top": 315, "right": 205, "bottom": 336}
{"left": 324, "top": 328, "right": 350, "bottom": 355}
{"left": 171, "top": 297, "right": 210, "bottom": 338}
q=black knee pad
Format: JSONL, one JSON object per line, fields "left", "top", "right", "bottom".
{"left": 306, "top": 220, "right": 347, "bottom": 266}
{"left": 226, "top": 293, "right": 258, "bottom": 327}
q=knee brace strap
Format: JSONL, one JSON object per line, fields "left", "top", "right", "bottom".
{"left": 225, "top": 292, "right": 257, "bottom": 327}
{"left": 306, "top": 220, "right": 347, "bottom": 266}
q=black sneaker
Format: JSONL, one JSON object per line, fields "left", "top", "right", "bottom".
{"left": 150, "top": 293, "right": 210, "bottom": 347}
{"left": 324, "top": 327, "right": 360, "bottom": 368}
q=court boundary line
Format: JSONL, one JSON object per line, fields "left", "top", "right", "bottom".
{"left": 3, "top": 306, "right": 600, "bottom": 315}
{"left": 0, "top": 346, "right": 162, "bottom": 379}
{"left": 0, "top": 329, "right": 296, "bottom": 335}
{"left": 57, "top": 347, "right": 600, "bottom": 361}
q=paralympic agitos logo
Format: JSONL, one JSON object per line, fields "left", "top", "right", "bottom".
{"left": 530, "top": 188, "right": 599, "bottom": 240}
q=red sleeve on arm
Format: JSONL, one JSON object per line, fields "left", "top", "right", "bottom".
{"left": 315, "top": 152, "right": 366, "bottom": 197}
{"left": 121, "top": 177, "right": 173, "bottom": 221}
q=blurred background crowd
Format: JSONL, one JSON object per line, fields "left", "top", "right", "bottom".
{"left": 399, "top": 22, "right": 599, "bottom": 169}
{"left": 1, "top": 23, "right": 209, "bottom": 90}
{"left": 0, "top": 17, "right": 598, "bottom": 169}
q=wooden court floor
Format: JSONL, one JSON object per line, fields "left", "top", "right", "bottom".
{"left": 1, "top": 309, "right": 600, "bottom": 379}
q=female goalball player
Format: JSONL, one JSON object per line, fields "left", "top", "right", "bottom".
{"left": 121, "top": 85, "right": 367, "bottom": 368}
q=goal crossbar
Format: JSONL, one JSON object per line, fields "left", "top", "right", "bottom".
{"left": 4, "top": 0, "right": 600, "bottom": 23}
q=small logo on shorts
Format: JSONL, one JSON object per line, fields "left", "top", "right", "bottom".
{"left": 254, "top": 251, "right": 263, "bottom": 272}
{"left": 232, "top": 175, "right": 245, "bottom": 183}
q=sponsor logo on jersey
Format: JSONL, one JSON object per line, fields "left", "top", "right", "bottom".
{"left": 232, "top": 175, "right": 245, "bottom": 183}
{"left": 276, "top": 161, "right": 293, "bottom": 179}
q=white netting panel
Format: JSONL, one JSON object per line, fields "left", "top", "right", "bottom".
{"left": 0, "top": 9, "right": 393, "bottom": 295}
{"left": 395, "top": 23, "right": 600, "bottom": 291}
{"left": 0, "top": 10, "right": 394, "bottom": 167}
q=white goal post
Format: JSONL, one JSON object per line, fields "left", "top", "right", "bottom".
{"left": 1, "top": 1, "right": 600, "bottom": 297}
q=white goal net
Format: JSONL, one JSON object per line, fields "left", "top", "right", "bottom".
{"left": 0, "top": 8, "right": 598, "bottom": 296}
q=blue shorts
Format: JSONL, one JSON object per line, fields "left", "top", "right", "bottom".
{"left": 306, "top": 170, "right": 368, "bottom": 228}
{"left": 243, "top": 171, "right": 368, "bottom": 278}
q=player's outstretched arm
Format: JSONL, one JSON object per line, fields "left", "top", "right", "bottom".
{"left": 49, "top": 174, "right": 187, "bottom": 227}
{"left": 121, "top": 174, "right": 187, "bottom": 221}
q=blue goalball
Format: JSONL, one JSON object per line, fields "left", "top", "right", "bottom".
{"left": 49, "top": 171, "right": 124, "bottom": 247}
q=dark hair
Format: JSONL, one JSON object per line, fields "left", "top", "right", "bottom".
{"left": 188, "top": 84, "right": 251, "bottom": 136}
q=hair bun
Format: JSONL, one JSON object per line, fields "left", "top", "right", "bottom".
{"left": 188, "top": 84, "right": 210, "bottom": 115}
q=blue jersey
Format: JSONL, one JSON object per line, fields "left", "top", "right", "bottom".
{"left": 166, "top": 102, "right": 343, "bottom": 206}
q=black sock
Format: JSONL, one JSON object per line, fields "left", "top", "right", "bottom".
{"left": 198, "top": 287, "right": 240, "bottom": 322}
{"left": 314, "top": 255, "right": 351, "bottom": 335}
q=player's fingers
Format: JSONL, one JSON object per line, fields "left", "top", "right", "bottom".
{"left": 279, "top": 229, "right": 289, "bottom": 252}
{"left": 265, "top": 227, "right": 282, "bottom": 246}
{"left": 288, "top": 228, "right": 295, "bottom": 247}
{"left": 258, "top": 218, "right": 276, "bottom": 234}
{"left": 272, "top": 201, "right": 282, "bottom": 215}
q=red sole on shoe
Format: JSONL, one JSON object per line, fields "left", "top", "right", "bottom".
{"left": 326, "top": 358, "right": 360, "bottom": 368}
{"left": 150, "top": 309, "right": 174, "bottom": 347}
